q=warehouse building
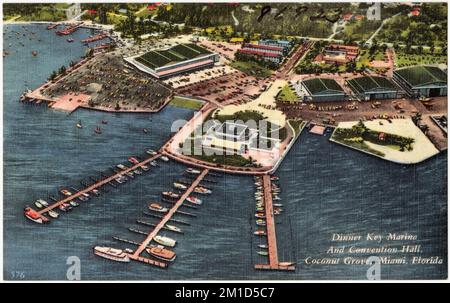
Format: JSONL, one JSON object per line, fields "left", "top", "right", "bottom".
{"left": 347, "top": 76, "right": 399, "bottom": 100}
{"left": 299, "top": 78, "right": 346, "bottom": 102}
{"left": 393, "top": 65, "right": 447, "bottom": 97}
{"left": 124, "top": 43, "right": 219, "bottom": 79}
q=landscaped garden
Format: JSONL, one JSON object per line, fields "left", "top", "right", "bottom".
{"left": 331, "top": 121, "right": 415, "bottom": 158}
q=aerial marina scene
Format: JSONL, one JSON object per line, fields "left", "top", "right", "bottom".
{"left": 2, "top": 2, "right": 448, "bottom": 281}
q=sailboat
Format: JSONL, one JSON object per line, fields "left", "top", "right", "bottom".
{"left": 76, "top": 120, "right": 82, "bottom": 128}
{"left": 94, "top": 126, "right": 102, "bottom": 134}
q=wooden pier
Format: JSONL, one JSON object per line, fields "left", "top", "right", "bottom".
{"left": 254, "top": 175, "right": 295, "bottom": 271}
{"left": 34, "top": 153, "right": 161, "bottom": 221}
{"left": 132, "top": 169, "right": 209, "bottom": 258}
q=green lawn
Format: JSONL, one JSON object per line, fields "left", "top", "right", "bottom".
{"left": 277, "top": 85, "right": 299, "bottom": 103}
{"left": 288, "top": 119, "right": 306, "bottom": 136}
{"left": 230, "top": 61, "right": 273, "bottom": 78}
{"left": 169, "top": 96, "right": 204, "bottom": 110}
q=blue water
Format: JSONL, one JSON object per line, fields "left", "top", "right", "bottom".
{"left": 3, "top": 24, "right": 447, "bottom": 280}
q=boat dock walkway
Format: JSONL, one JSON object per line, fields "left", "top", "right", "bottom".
{"left": 132, "top": 169, "right": 209, "bottom": 259}
{"left": 34, "top": 153, "right": 161, "bottom": 221}
{"left": 255, "top": 175, "right": 295, "bottom": 271}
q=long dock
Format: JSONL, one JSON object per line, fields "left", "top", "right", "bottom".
{"left": 34, "top": 153, "right": 161, "bottom": 221}
{"left": 132, "top": 169, "right": 209, "bottom": 257}
{"left": 255, "top": 175, "right": 295, "bottom": 271}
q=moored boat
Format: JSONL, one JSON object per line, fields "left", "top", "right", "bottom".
{"left": 254, "top": 230, "right": 267, "bottom": 236}
{"left": 162, "top": 191, "right": 179, "bottom": 199}
{"left": 128, "top": 157, "right": 139, "bottom": 164}
{"left": 186, "top": 167, "right": 201, "bottom": 175}
{"left": 146, "top": 245, "right": 176, "bottom": 262}
{"left": 255, "top": 213, "right": 265, "bottom": 218}
{"left": 37, "top": 199, "right": 49, "bottom": 207}
{"left": 93, "top": 246, "right": 131, "bottom": 263}
{"left": 173, "top": 182, "right": 187, "bottom": 190}
{"left": 160, "top": 156, "right": 169, "bottom": 162}
{"left": 150, "top": 160, "right": 158, "bottom": 167}
{"left": 194, "top": 186, "right": 211, "bottom": 194}
{"left": 48, "top": 210, "right": 59, "bottom": 218}
{"left": 24, "top": 207, "right": 49, "bottom": 224}
{"left": 60, "top": 189, "right": 72, "bottom": 196}
{"left": 69, "top": 200, "right": 79, "bottom": 207}
{"left": 34, "top": 200, "right": 43, "bottom": 209}
{"left": 257, "top": 251, "right": 269, "bottom": 256}
{"left": 165, "top": 224, "right": 182, "bottom": 233}
{"left": 148, "top": 203, "right": 168, "bottom": 213}
{"left": 258, "top": 244, "right": 268, "bottom": 249}
{"left": 154, "top": 235, "right": 176, "bottom": 247}
{"left": 146, "top": 149, "right": 157, "bottom": 155}
{"left": 186, "top": 196, "right": 202, "bottom": 205}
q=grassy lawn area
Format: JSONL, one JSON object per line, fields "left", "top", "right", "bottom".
{"left": 106, "top": 12, "right": 128, "bottom": 25}
{"left": 169, "top": 96, "right": 204, "bottom": 110}
{"left": 277, "top": 85, "right": 299, "bottom": 103}
{"left": 214, "top": 110, "right": 266, "bottom": 124}
{"left": 395, "top": 51, "right": 447, "bottom": 68}
{"left": 229, "top": 61, "right": 273, "bottom": 78}
{"left": 288, "top": 119, "right": 306, "bottom": 136}
{"left": 193, "top": 154, "right": 257, "bottom": 167}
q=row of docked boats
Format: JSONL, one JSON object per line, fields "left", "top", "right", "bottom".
{"left": 93, "top": 166, "right": 216, "bottom": 266}
{"left": 253, "top": 175, "right": 284, "bottom": 257}
{"left": 24, "top": 148, "right": 166, "bottom": 224}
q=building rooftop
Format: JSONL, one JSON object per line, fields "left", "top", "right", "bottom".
{"left": 302, "top": 78, "right": 344, "bottom": 95}
{"left": 394, "top": 65, "right": 447, "bottom": 87}
{"left": 347, "top": 76, "right": 397, "bottom": 94}
{"left": 135, "top": 43, "right": 212, "bottom": 69}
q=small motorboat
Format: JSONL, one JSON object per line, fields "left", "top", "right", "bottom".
{"left": 94, "top": 126, "right": 102, "bottom": 134}
{"left": 24, "top": 207, "right": 49, "bottom": 224}
{"left": 90, "top": 189, "right": 100, "bottom": 196}
{"left": 76, "top": 120, "right": 82, "bottom": 128}
{"left": 67, "top": 38, "right": 74, "bottom": 43}
{"left": 37, "top": 199, "right": 49, "bottom": 207}
{"left": 115, "top": 177, "right": 124, "bottom": 184}
{"left": 173, "top": 182, "right": 187, "bottom": 190}
{"left": 60, "top": 189, "right": 72, "bottom": 196}
{"left": 101, "top": 119, "right": 108, "bottom": 124}
{"left": 93, "top": 246, "right": 131, "bottom": 263}
{"left": 154, "top": 235, "right": 176, "bottom": 247}
{"left": 47, "top": 210, "right": 59, "bottom": 219}
{"left": 31, "top": 50, "right": 38, "bottom": 56}
{"left": 148, "top": 203, "right": 168, "bottom": 213}
{"left": 69, "top": 200, "right": 79, "bottom": 207}
{"left": 78, "top": 196, "right": 88, "bottom": 202}
{"left": 256, "top": 220, "right": 266, "bottom": 226}
{"left": 255, "top": 213, "right": 265, "bottom": 218}
{"left": 273, "top": 203, "right": 283, "bottom": 207}
{"left": 257, "top": 251, "right": 269, "bottom": 256}
{"left": 146, "top": 149, "right": 157, "bottom": 155}
{"left": 279, "top": 262, "right": 296, "bottom": 267}
{"left": 160, "top": 156, "right": 169, "bottom": 162}
{"left": 162, "top": 191, "right": 179, "bottom": 199}
{"left": 258, "top": 244, "right": 268, "bottom": 249}
{"left": 34, "top": 200, "right": 43, "bottom": 209}
{"left": 59, "top": 203, "right": 71, "bottom": 212}
{"left": 270, "top": 176, "right": 279, "bottom": 181}
{"left": 150, "top": 161, "right": 158, "bottom": 167}
{"left": 186, "top": 196, "right": 202, "bottom": 205}
{"left": 273, "top": 196, "right": 281, "bottom": 201}
{"left": 254, "top": 230, "right": 267, "bottom": 236}
{"left": 194, "top": 186, "right": 211, "bottom": 194}
{"left": 142, "top": 128, "right": 148, "bottom": 134}
{"left": 141, "top": 165, "right": 150, "bottom": 172}
{"left": 146, "top": 245, "right": 176, "bottom": 262}
{"left": 128, "top": 157, "right": 139, "bottom": 165}
{"left": 165, "top": 224, "right": 182, "bottom": 233}
{"left": 186, "top": 167, "right": 201, "bottom": 175}
{"left": 81, "top": 192, "right": 90, "bottom": 198}
{"left": 126, "top": 171, "right": 134, "bottom": 178}
{"left": 134, "top": 169, "right": 142, "bottom": 175}
{"left": 117, "top": 164, "right": 127, "bottom": 170}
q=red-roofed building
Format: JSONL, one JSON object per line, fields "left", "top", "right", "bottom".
{"left": 238, "top": 43, "right": 285, "bottom": 64}
{"left": 342, "top": 13, "right": 354, "bottom": 22}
